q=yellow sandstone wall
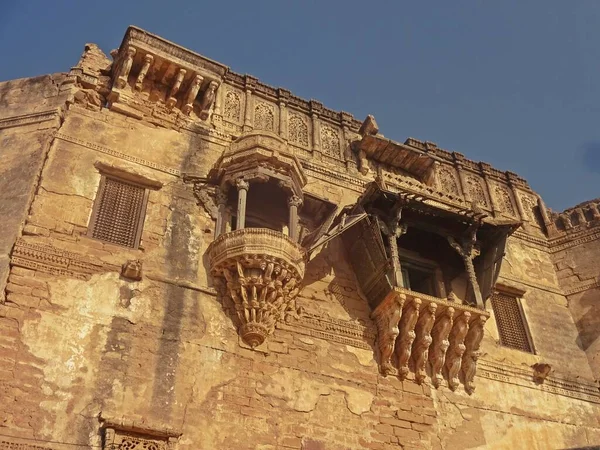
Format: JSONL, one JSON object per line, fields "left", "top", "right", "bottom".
{"left": 0, "top": 38, "right": 599, "bottom": 450}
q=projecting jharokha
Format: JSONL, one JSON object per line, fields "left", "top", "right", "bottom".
{"left": 1, "top": 26, "right": 600, "bottom": 450}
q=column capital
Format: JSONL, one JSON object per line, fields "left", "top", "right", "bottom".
{"left": 235, "top": 178, "right": 250, "bottom": 191}
{"left": 288, "top": 195, "right": 303, "bottom": 208}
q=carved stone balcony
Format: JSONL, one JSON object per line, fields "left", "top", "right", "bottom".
{"left": 207, "top": 228, "right": 306, "bottom": 348}
{"left": 371, "top": 287, "right": 489, "bottom": 394}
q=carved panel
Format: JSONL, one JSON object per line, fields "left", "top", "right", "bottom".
{"left": 288, "top": 113, "right": 309, "bottom": 147}
{"left": 0, "top": 441, "right": 52, "bottom": 450}
{"left": 103, "top": 426, "right": 175, "bottom": 450}
{"left": 465, "top": 175, "right": 489, "bottom": 208}
{"left": 494, "top": 185, "right": 515, "bottom": 216}
{"left": 254, "top": 101, "right": 275, "bottom": 131}
{"left": 520, "top": 194, "right": 540, "bottom": 226}
{"left": 320, "top": 125, "right": 341, "bottom": 158}
{"left": 224, "top": 89, "right": 242, "bottom": 122}
{"left": 436, "top": 166, "right": 460, "bottom": 196}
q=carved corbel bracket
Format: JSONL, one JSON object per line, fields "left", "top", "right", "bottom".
{"left": 371, "top": 291, "right": 405, "bottom": 376}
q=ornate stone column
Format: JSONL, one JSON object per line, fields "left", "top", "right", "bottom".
{"left": 134, "top": 53, "right": 153, "bottom": 91}
{"left": 278, "top": 88, "right": 290, "bottom": 140}
{"left": 215, "top": 187, "right": 228, "bottom": 238}
{"left": 288, "top": 195, "right": 302, "bottom": 241}
{"left": 114, "top": 47, "right": 136, "bottom": 89}
{"left": 310, "top": 100, "right": 322, "bottom": 153}
{"left": 235, "top": 179, "right": 250, "bottom": 229}
{"left": 182, "top": 74, "right": 203, "bottom": 115}
{"left": 243, "top": 76, "right": 257, "bottom": 132}
{"left": 448, "top": 233, "right": 483, "bottom": 309}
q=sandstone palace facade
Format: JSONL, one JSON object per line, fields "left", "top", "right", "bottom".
{"left": 0, "top": 27, "right": 599, "bottom": 450}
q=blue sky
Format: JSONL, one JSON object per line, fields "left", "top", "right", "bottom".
{"left": 2, "top": 1, "right": 599, "bottom": 211}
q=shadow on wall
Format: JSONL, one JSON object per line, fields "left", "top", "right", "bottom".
{"left": 574, "top": 287, "right": 600, "bottom": 353}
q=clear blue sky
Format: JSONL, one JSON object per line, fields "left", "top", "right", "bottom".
{"left": 2, "top": 1, "right": 599, "bottom": 211}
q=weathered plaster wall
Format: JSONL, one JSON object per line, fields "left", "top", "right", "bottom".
{"left": 0, "top": 75, "right": 68, "bottom": 302}
{"left": 1, "top": 36, "right": 600, "bottom": 450}
{"left": 553, "top": 236, "right": 600, "bottom": 379}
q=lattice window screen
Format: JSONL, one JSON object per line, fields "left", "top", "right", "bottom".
{"left": 491, "top": 292, "right": 533, "bottom": 353}
{"left": 89, "top": 176, "right": 148, "bottom": 248}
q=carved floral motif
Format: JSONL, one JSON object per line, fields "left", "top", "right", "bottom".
{"left": 437, "top": 166, "right": 460, "bottom": 196}
{"left": 521, "top": 195, "right": 540, "bottom": 225}
{"left": 465, "top": 175, "right": 489, "bottom": 207}
{"left": 254, "top": 102, "right": 275, "bottom": 131}
{"left": 224, "top": 90, "right": 242, "bottom": 121}
{"left": 207, "top": 228, "right": 305, "bottom": 347}
{"left": 494, "top": 185, "right": 515, "bottom": 216}
{"left": 288, "top": 114, "right": 309, "bottom": 147}
{"left": 321, "top": 125, "right": 341, "bottom": 157}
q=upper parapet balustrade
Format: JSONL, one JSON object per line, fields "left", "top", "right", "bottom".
{"left": 549, "top": 198, "right": 600, "bottom": 237}
{"left": 107, "top": 27, "right": 226, "bottom": 120}
{"left": 371, "top": 287, "right": 489, "bottom": 394}
{"left": 207, "top": 228, "right": 306, "bottom": 348}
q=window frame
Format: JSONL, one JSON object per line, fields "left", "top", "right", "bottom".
{"left": 490, "top": 287, "right": 536, "bottom": 354}
{"left": 87, "top": 174, "right": 150, "bottom": 249}
{"left": 398, "top": 250, "right": 445, "bottom": 298}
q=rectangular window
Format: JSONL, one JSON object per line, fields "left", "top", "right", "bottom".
{"left": 88, "top": 175, "right": 149, "bottom": 249}
{"left": 400, "top": 258, "right": 441, "bottom": 297}
{"left": 491, "top": 291, "right": 534, "bottom": 353}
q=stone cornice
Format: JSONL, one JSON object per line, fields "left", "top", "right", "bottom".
{"left": 54, "top": 132, "right": 181, "bottom": 177}
{"left": 0, "top": 109, "right": 62, "bottom": 130}
{"left": 478, "top": 359, "right": 600, "bottom": 404}
{"left": 11, "top": 239, "right": 119, "bottom": 280}
{"left": 548, "top": 228, "right": 600, "bottom": 253}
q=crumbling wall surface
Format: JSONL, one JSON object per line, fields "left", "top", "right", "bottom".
{"left": 2, "top": 62, "right": 600, "bottom": 450}
{"left": 553, "top": 236, "right": 600, "bottom": 379}
{"left": 0, "top": 74, "right": 68, "bottom": 302}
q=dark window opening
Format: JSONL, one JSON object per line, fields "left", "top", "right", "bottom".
{"left": 88, "top": 175, "right": 149, "bottom": 249}
{"left": 401, "top": 262, "right": 438, "bottom": 297}
{"left": 491, "top": 291, "right": 533, "bottom": 353}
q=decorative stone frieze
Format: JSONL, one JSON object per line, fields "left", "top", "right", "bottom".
{"left": 371, "top": 288, "right": 489, "bottom": 393}
{"left": 207, "top": 228, "right": 306, "bottom": 347}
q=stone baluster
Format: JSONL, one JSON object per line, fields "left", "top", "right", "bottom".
{"left": 444, "top": 311, "right": 471, "bottom": 391}
{"left": 575, "top": 208, "right": 587, "bottom": 227}
{"left": 212, "top": 82, "right": 223, "bottom": 125}
{"left": 461, "top": 314, "right": 488, "bottom": 394}
{"left": 560, "top": 213, "right": 573, "bottom": 230}
{"left": 396, "top": 297, "right": 421, "bottom": 380}
{"left": 134, "top": 54, "right": 153, "bottom": 91}
{"left": 371, "top": 292, "right": 405, "bottom": 376}
{"left": 166, "top": 68, "right": 186, "bottom": 109}
{"left": 235, "top": 179, "right": 250, "bottom": 229}
{"left": 590, "top": 203, "right": 600, "bottom": 220}
{"left": 412, "top": 301, "right": 438, "bottom": 385}
{"left": 288, "top": 195, "right": 303, "bottom": 241}
{"left": 182, "top": 75, "right": 204, "bottom": 115}
{"left": 215, "top": 187, "right": 228, "bottom": 238}
{"left": 429, "top": 306, "right": 455, "bottom": 388}
{"left": 200, "top": 81, "right": 219, "bottom": 120}
{"left": 114, "top": 47, "right": 136, "bottom": 89}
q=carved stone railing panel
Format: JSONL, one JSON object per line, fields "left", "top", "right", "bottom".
{"left": 371, "top": 288, "right": 489, "bottom": 394}
{"left": 207, "top": 228, "right": 306, "bottom": 347}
